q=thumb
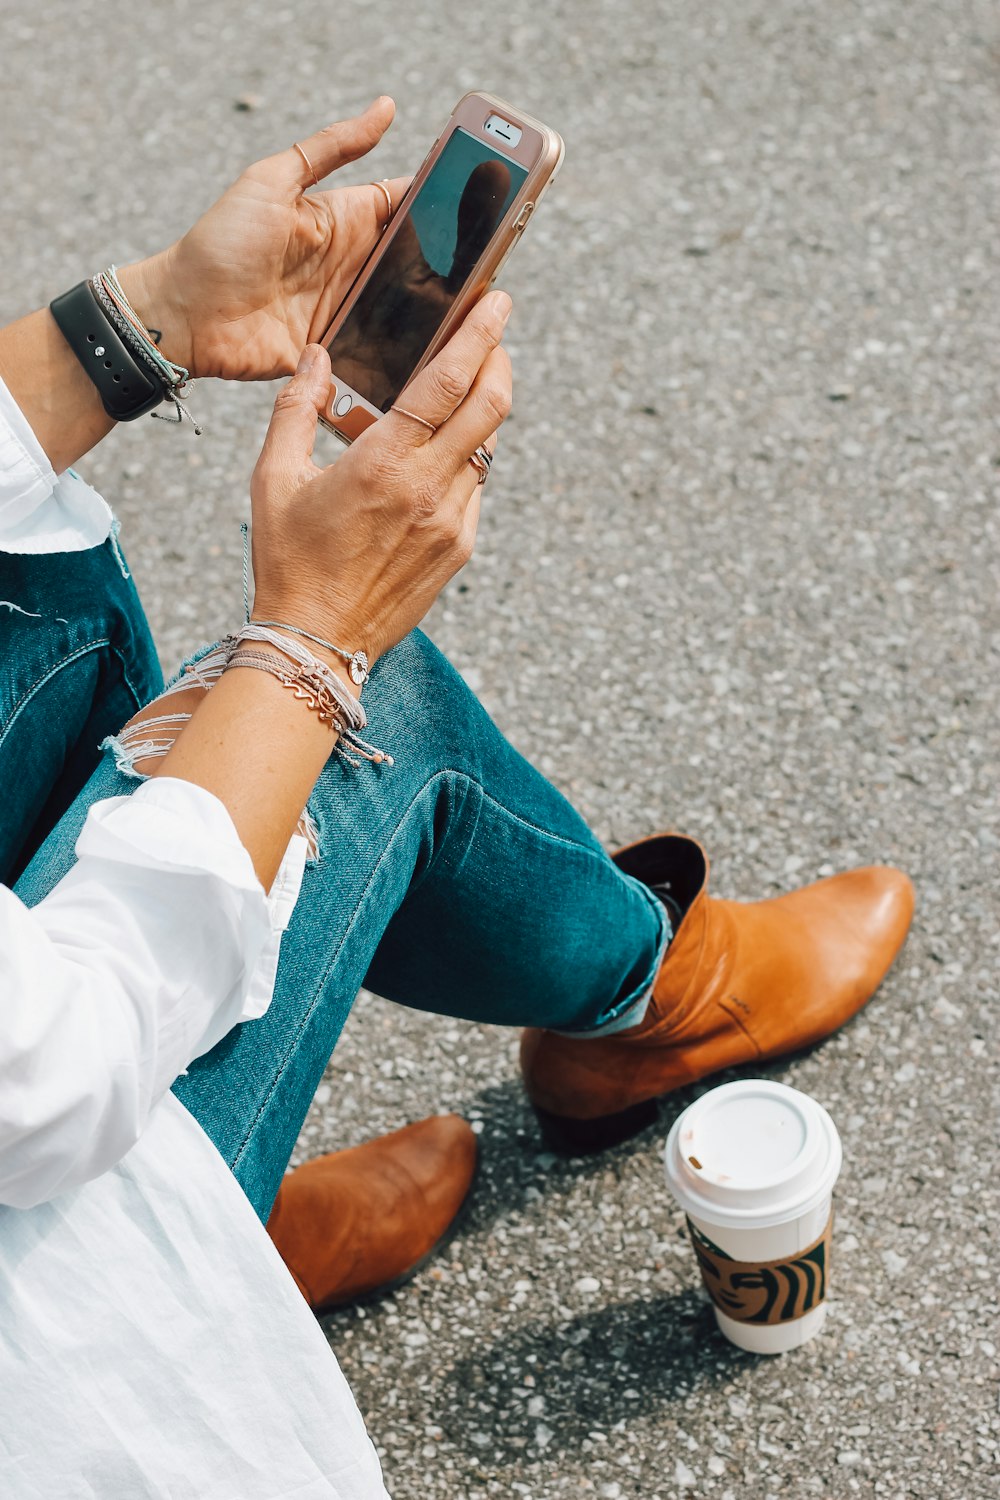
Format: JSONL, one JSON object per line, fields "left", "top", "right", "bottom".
{"left": 279, "top": 97, "right": 395, "bottom": 190}
{"left": 255, "top": 345, "right": 331, "bottom": 496}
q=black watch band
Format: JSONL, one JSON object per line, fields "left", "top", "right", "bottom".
{"left": 49, "top": 280, "right": 166, "bottom": 422}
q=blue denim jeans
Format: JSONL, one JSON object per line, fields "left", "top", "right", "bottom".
{"left": 4, "top": 542, "right": 669, "bottom": 1223}
{"left": 0, "top": 537, "right": 163, "bottom": 883}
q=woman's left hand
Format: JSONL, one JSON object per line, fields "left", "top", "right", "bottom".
{"left": 120, "top": 97, "right": 407, "bottom": 382}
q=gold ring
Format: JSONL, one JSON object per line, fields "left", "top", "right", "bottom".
{"left": 371, "top": 179, "right": 393, "bottom": 219}
{"left": 293, "top": 142, "right": 320, "bottom": 188}
{"left": 392, "top": 405, "right": 436, "bottom": 433}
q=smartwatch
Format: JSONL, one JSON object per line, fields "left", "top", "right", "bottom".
{"left": 50, "top": 280, "right": 166, "bottom": 422}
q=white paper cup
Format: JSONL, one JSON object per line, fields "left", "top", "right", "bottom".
{"left": 664, "top": 1080, "right": 842, "bottom": 1354}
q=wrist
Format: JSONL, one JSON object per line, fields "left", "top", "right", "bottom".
{"left": 117, "top": 250, "right": 194, "bottom": 376}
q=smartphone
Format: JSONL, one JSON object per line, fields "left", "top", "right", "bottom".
{"left": 318, "top": 91, "right": 564, "bottom": 442}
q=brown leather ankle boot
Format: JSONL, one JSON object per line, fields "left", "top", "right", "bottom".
{"left": 521, "top": 834, "right": 914, "bottom": 1154}
{"left": 266, "top": 1115, "right": 477, "bottom": 1311}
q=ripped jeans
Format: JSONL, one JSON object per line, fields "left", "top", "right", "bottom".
{"left": 2, "top": 539, "right": 669, "bottom": 1223}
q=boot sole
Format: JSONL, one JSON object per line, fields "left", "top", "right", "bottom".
{"left": 533, "top": 1096, "right": 660, "bottom": 1155}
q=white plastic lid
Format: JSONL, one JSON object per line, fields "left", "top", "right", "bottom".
{"left": 663, "top": 1079, "right": 843, "bottom": 1230}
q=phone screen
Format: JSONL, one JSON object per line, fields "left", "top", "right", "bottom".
{"left": 326, "top": 128, "right": 529, "bottom": 413}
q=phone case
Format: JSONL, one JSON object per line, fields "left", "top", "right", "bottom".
{"left": 319, "top": 91, "right": 564, "bottom": 442}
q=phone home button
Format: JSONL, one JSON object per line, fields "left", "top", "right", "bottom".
{"left": 334, "top": 393, "right": 354, "bottom": 417}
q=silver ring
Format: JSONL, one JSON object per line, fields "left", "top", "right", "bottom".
{"left": 468, "top": 443, "right": 493, "bottom": 484}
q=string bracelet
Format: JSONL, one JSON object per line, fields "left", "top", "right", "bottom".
{"left": 92, "top": 266, "right": 203, "bottom": 434}
{"left": 250, "top": 618, "right": 370, "bottom": 687}
{"left": 229, "top": 646, "right": 346, "bottom": 730}
{"left": 232, "top": 527, "right": 388, "bottom": 764}
{"left": 227, "top": 645, "right": 392, "bottom": 767}
{"left": 233, "top": 624, "right": 365, "bottom": 728}
{"left": 226, "top": 625, "right": 393, "bottom": 767}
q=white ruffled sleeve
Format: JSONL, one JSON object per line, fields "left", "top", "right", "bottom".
{"left": 0, "top": 370, "right": 113, "bottom": 552}
{"left": 0, "top": 777, "right": 306, "bottom": 1209}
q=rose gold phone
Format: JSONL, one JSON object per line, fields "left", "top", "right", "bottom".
{"left": 318, "top": 91, "right": 564, "bottom": 442}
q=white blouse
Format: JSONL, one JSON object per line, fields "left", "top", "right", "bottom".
{"left": 0, "top": 375, "right": 389, "bottom": 1498}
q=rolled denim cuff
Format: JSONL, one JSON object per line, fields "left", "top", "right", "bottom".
{"left": 551, "top": 878, "right": 671, "bottom": 1039}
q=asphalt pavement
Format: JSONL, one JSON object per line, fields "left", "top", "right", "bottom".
{"left": 2, "top": 1, "right": 998, "bottom": 1496}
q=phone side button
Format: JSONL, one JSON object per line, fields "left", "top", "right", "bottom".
{"left": 512, "top": 201, "right": 535, "bottom": 232}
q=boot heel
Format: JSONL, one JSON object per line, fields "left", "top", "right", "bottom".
{"left": 532, "top": 1096, "right": 660, "bottom": 1155}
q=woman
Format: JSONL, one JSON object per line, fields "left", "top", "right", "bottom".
{"left": 0, "top": 99, "right": 913, "bottom": 1496}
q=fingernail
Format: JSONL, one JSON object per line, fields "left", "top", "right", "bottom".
{"left": 492, "top": 291, "right": 513, "bottom": 325}
{"left": 296, "top": 345, "right": 319, "bottom": 375}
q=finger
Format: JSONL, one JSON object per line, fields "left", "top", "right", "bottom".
{"left": 255, "top": 345, "right": 332, "bottom": 494}
{"left": 437, "top": 426, "right": 496, "bottom": 533}
{"left": 459, "top": 483, "right": 483, "bottom": 555}
{"left": 431, "top": 347, "right": 511, "bottom": 472}
{"left": 386, "top": 290, "right": 512, "bottom": 442}
{"left": 442, "top": 453, "right": 487, "bottom": 568}
{"left": 454, "top": 478, "right": 483, "bottom": 569}
{"left": 272, "top": 97, "right": 395, "bottom": 190}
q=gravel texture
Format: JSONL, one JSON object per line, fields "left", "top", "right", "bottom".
{"left": 2, "top": 1, "right": 998, "bottom": 1496}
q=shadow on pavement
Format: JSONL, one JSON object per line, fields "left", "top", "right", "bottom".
{"left": 440, "top": 1287, "right": 750, "bottom": 1463}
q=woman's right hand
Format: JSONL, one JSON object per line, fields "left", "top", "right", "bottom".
{"left": 249, "top": 290, "right": 512, "bottom": 667}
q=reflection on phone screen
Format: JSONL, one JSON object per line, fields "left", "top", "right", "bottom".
{"left": 327, "top": 128, "right": 528, "bottom": 412}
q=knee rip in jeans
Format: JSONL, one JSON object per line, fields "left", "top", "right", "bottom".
{"left": 102, "top": 642, "right": 322, "bottom": 861}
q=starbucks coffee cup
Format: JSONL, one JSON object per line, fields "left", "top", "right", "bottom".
{"left": 664, "top": 1080, "right": 842, "bottom": 1355}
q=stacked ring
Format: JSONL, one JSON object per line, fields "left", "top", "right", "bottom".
{"left": 468, "top": 444, "right": 493, "bottom": 485}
